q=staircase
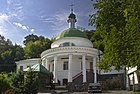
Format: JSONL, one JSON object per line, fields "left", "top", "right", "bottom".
{"left": 67, "top": 70, "right": 95, "bottom": 92}
{"left": 72, "top": 71, "right": 83, "bottom": 85}
{"left": 72, "top": 70, "right": 94, "bottom": 85}
{"left": 87, "top": 69, "right": 94, "bottom": 83}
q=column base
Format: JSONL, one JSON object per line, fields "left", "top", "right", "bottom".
{"left": 82, "top": 82, "right": 87, "bottom": 85}
{"left": 67, "top": 82, "right": 73, "bottom": 92}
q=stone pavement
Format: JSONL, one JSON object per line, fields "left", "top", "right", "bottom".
{"left": 38, "top": 90, "right": 133, "bottom": 94}
{"left": 73, "top": 90, "right": 133, "bottom": 94}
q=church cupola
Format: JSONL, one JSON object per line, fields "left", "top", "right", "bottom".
{"left": 67, "top": 8, "right": 77, "bottom": 28}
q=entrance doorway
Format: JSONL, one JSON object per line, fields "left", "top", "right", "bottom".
{"left": 63, "top": 79, "right": 68, "bottom": 85}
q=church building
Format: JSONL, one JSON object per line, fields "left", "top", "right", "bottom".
{"left": 41, "top": 9, "right": 100, "bottom": 85}
{"left": 16, "top": 8, "right": 125, "bottom": 90}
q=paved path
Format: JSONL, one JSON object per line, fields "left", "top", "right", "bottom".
{"left": 73, "top": 90, "right": 133, "bottom": 94}
{"left": 38, "top": 90, "right": 133, "bottom": 94}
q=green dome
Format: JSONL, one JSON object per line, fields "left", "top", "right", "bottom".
{"left": 56, "top": 28, "right": 87, "bottom": 40}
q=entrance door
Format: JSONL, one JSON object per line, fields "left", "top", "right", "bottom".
{"left": 63, "top": 79, "right": 68, "bottom": 85}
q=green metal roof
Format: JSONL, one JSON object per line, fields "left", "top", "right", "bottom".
{"left": 24, "top": 64, "right": 52, "bottom": 76}
{"left": 55, "top": 28, "right": 87, "bottom": 40}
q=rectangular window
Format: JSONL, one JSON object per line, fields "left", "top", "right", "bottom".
{"left": 20, "top": 66, "right": 23, "bottom": 70}
{"left": 63, "top": 42, "right": 69, "bottom": 46}
{"left": 63, "top": 61, "right": 68, "bottom": 70}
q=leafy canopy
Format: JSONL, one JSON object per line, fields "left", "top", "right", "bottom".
{"left": 89, "top": 0, "right": 140, "bottom": 70}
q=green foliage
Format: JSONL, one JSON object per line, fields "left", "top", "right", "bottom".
{"left": 89, "top": 0, "right": 140, "bottom": 70}
{"left": 24, "top": 67, "right": 39, "bottom": 94}
{"left": 24, "top": 41, "right": 42, "bottom": 58}
{"left": 10, "top": 69, "right": 39, "bottom": 94}
{"left": 0, "top": 35, "right": 25, "bottom": 72}
{"left": 24, "top": 34, "right": 52, "bottom": 59}
{"left": 84, "top": 30, "right": 104, "bottom": 51}
{"left": 10, "top": 70, "right": 24, "bottom": 93}
{"left": 23, "top": 34, "right": 39, "bottom": 45}
{"left": 101, "top": 75, "right": 123, "bottom": 90}
{"left": 0, "top": 73, "right": 11, "bottom": 94}
{"left": 0, "top": 34, "right": 52, "bottom": 72}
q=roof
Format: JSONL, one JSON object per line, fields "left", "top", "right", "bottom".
{"left": 24, "top": 64, "right": 52, "bottom": 76}
{"left": 15, "top": 58, "right": 41, "bottom": 64}
{"left": 55, "top": 28, "right": 87, "bottom": 40}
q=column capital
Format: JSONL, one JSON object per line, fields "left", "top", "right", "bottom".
{"left": 68, "top": 54, "right": 73, "bottom": 56}
{"left": 82, "top": 54, "right": 87, "bottom": 56}
{"left": 54, "top": 55, "right": 58, "bottom": 57}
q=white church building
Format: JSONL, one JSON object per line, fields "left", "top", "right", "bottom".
{"left": 40, "top": 9, "right": 124, "bottom": 86}
{"left": 16, "top": 9, "right": 125, "bottom": 89}
{"left": 41, "top": 10, "right": 99, "bottom": 85}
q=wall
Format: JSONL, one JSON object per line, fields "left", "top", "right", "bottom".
{"left": 51, "top": 55, "right": 92, "bottom": 85}
{"left": 51, "top": 37, "right": 93, "bottom": 48}
{"left": 16, "top": 58, "right": 41, "bottom": 71}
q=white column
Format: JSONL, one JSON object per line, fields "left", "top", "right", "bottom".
{"left": 82, "top": 55, "right": 86, "bottom": 83}
{"left": 93, "top": 57, "right": 97, "bottom": 83}
{"left": 50, "top": 63, "right": 53, "bottom": 72}
{"left": 42, "top": 58, "right": 45, "bottom": 66}
{"left": 54, "top": 56, "right": 58, "bottom": 83}
{"left": 68, "top": 54, "right": 72, "bottom": 82}
{"left": 45, "top": 59, "right": 49, "bottom": 70}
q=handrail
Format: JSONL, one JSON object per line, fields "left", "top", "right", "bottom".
{"left": 72, "top": 69, "right": 93, "bottom": 80}
{"left": 72, "top": 71, "right": 82, "bottom": 80}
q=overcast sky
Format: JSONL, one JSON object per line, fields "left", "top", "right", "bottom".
{"left": 0, "top": 0, "right": 96, "bottom": 46}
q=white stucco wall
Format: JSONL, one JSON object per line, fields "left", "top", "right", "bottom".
{"left": 16, "top": 58, "right": 41, "bottom": 71}
{"left": 45, "top": 55, "right": 93, "bottom": 85}
{"left": 51, "top": 37, "right": 93, "bottom": 48}
{"left": 129, "top": 72, "right": 139, "bottom": 84}
{"left": 127, "top": 66, "right": 139, "bottom": 85}
{"left": 100, "top": 66, "right": 124, "bottom": 75}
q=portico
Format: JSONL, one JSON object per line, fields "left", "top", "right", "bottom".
{"left": 41, "top": 46, "right": 99, "bottom": 85}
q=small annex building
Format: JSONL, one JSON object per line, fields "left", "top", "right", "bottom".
{"left": 24, "top": 63, "right": 53, "bottom": 90}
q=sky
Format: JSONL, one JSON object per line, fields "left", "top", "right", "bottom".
{"left": 0, "top": 0, "right": 96, "bottom": 46}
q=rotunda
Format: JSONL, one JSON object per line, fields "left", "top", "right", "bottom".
{"left": 41, "top": 9, "right": 99, "bottom": 85}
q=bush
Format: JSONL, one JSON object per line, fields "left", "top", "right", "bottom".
{"left": 0, "top": 73, "right": 11, "bottom": 94}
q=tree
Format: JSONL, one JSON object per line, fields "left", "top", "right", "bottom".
{"left": 0, "top": 73, "right": 11, "bottom": 94}
{"left": 84, "top": 30, "right": 104, "bottom": 51}
{"left": 89, "top": 0, "right": 140, "bottom": 70}
{"left": 10, "top": 70, "right": 24, "bottom": 94}
{"left": 10, "top": 68, "right": 39, "bottom": 94}
{"left": 24, "top": 34, "right": 52, "bottom": 59}
{"left": 24, "top": 41, "right": 44, "bottom": 58}
{"left": 24, "top": 68, "right": 39, "bottom": 94}
{"left": 84, "top": 30, "right": 95, "bottom": 43}
{"left": 23, "top": 34, "right": 39, "bottom": 45}
{"left": 13, "top": 44, "right": 25, "bottom": 61}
